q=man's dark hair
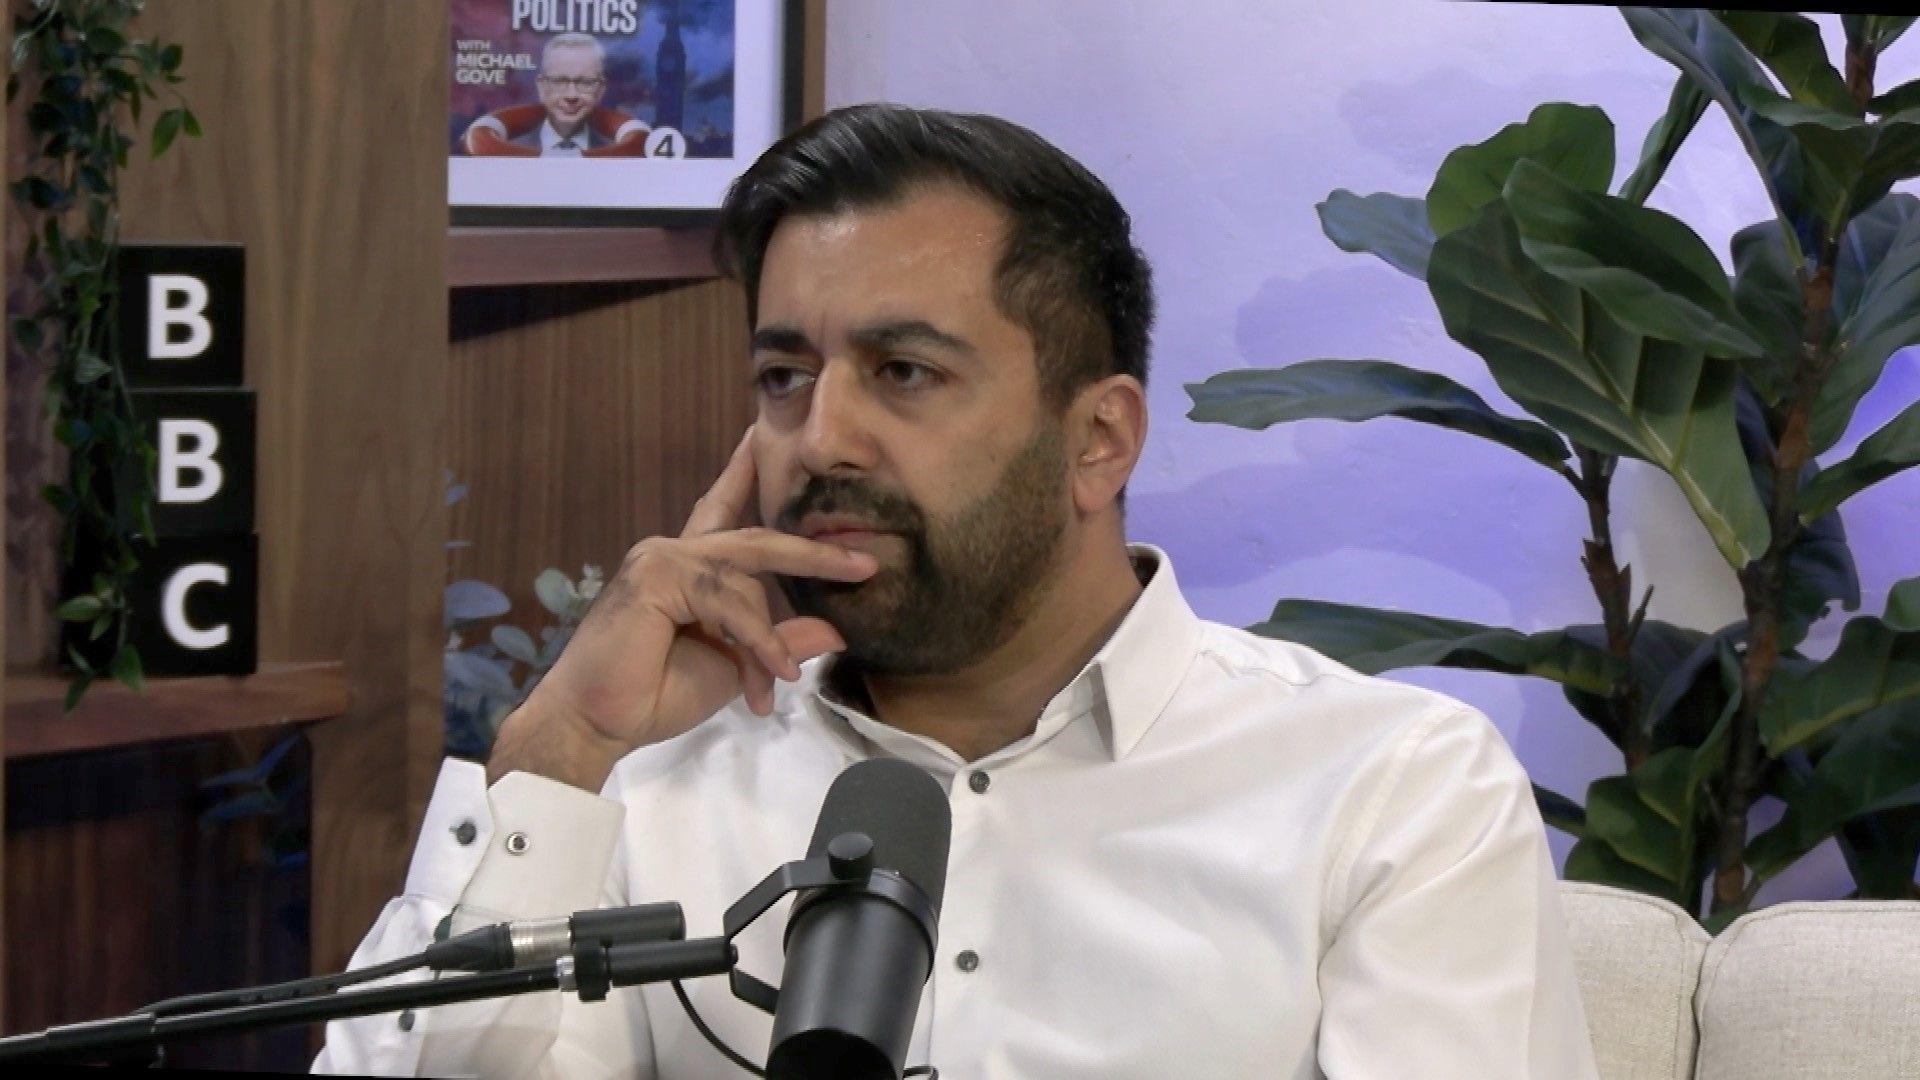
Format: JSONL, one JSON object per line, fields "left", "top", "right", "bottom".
{"left": 714, "top": 103, "right": 1153, "bottom": 411}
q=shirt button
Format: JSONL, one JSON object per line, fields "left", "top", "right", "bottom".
{"left": 967, "top": 770, "right": 990, "bottom": 794}
{"left": 504, "top": 830, "right": 530, "bottom": 855}
{"left": 397, "top": 1009, "right": 416, "bottom": 1032}
{"left": 955, "top": 949, "right": 980, "bottom": 973}
{"left": 451, "top": 820, "right": 477, "bottom": 846}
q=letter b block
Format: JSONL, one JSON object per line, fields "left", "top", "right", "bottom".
{"left": 132, "top": 390, "right": 256, "bottom": 535}
{"left": 115, "top": 245, "right": 245, "bottom": 388}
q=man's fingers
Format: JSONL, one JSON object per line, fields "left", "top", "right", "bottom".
{"left": 688, "top": 566, "right": 800, "bottom": 683}
{"left": 681, "top": 428, "right": 758, "bottom": 538}
{"left": 737, "top": 645, "right": 775, "bottom": 715}
{"left": 700, "top": 528, "right": 881, "bottom": 582}
{"left": 774, "top": 617, "right": 847, "bottom": 664}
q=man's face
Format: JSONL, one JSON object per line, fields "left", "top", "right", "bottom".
{"left": 752, "top": 185, "right": 1073, "bottom": 676}
{"left": 536, "top": 46, "right": 604, "bottom": 133}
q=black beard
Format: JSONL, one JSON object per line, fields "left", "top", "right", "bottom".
{"left": 774, "top": 422, "right": 1069, "bottom": 676}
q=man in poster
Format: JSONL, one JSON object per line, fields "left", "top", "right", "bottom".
{"left": 462, "top": 33, "right": 648, "bottom": 157}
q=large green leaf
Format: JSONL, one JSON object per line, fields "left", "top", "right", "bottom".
{"left": 1748, "top": 698, "right": 1920, "bottom": 883}
{"left": 1638, "top": 620, "right": 1742, "bottom": 749}
{"left": 1506, "top": 160, "right": 1762, "bottom": 357}
{"left": 1534, "top": 784, "right": 1587, "bottom": 839}
{"left": 1426, "top": 202, "right": 1771, "bottom": 567}
{"left": 1760, "top": 614, "right": 1920, "bottom": 755}
{"left": 1713, "top": 12, "right": 1853, "bottom": 113}
{"left": 1816, "top": 196, "right": 1920, "bottom": 453}
{"left": 1317, "top": 190, "right": 1434, "bottom": 280}
{"left": 1561, "top": 618, "right": 1732, "bottom": 753}
{"left": 1729, "top": 220, "right": 1801, "bottom": 404}
{"left": 1868, "top": 79, "right": 1920, "bottom": 118}
{"left": 1735, "top": 90, "right": 1861, "bottom": 223}
{"left": 1565, "top": 834, "right": 1676, "bottom": 897}
{"left": 1581, "top": 771, "right": 1689, "bottom": 888}
{"left": 1183, "top": 359, "right": 1570, "bottom": 470}
{"left": 1889, "top": 576, "right": 1920, "bottom": 633}
{"left": 1426, "top": 102, "right": 1614, "bottom": 238}
{"left": 1779, "top": 501, "right": 1861, "bottom": 647}
{"left": 1581, "top": 643, "right": 1740, "bottom": 907}
{"left": 1739, "top": 89, "right": 1920, "bottom": 227}
{"left": 1798, "top": 398, "right": 1920, "bottom": 521}
{"left": 1835, "top": 194, "right": 1920, "bottom": 314}
{"left": 1618, "top": 75, "right": 1709, "bottom": 207}
{"left": 1248, "top": 599, "right": 1619, "bottom": 694}
{"left": 1833, "top": 805, "right": 1920, "bottom": 899}
{"left": 1558, "top": 619, "right": 1714, "bottom": 752}
{"left": 1621, "top": 7, "right": 1810, "bottom": 250}
{"left": 1843, "top": 15, "right": 1919, "bottom": 57}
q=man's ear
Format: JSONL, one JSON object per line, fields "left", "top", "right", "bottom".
{"left": 1068, "top": 375, "right": 1147, "bottom": 515}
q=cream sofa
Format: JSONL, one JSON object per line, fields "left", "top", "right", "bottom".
{"left": 1558, "top": 881, "right": 1920, "bottom": 1079}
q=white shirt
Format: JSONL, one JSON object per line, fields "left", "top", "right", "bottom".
{"left": 540, "top": 120, "right": 587, "bottom": 157}
{"left": 313, "top": 545, "right": 1600, "bottom": 1079}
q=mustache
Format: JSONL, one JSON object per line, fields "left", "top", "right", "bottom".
{"left": 774, "top": 475, "right": 925, "bottom": 537}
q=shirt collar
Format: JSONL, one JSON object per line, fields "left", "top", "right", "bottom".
{"left": 805, "top": 542, "right": 1203, "bottom": 766}
{"left": 540, "top": 119, "right": 585, "bottom": 152}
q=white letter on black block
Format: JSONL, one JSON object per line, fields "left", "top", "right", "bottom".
{"left": 149, "top": 274, "right": 214, "bottom": 359}
{"left": 158, "top": 418, "right": 223, "bottom": 503}
{"left": 163, "top": 563, "right": 231, "bottom": 649}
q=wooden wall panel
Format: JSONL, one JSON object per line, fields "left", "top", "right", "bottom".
{"left": 449, "top": 279, "right": 754, "bottom": 625}
{"left": 0, "top": 0, "right": 448, "bottom": 992}
{"left": 6, "top": 735, "right": 311, "bottom": 1069}
{"left": 1, "top": 15, "right": 9, "bottom": 1014}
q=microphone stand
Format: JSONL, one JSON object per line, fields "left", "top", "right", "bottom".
{"left": 0, "top": 936, "right": 735, "bottom": 1066}
{"left": 0, "top": 834, "right": 882, "bottom": 1070}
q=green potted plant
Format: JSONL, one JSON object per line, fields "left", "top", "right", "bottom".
{"left": 8, "top": 0, "right": 200, "bottom": 708}
{"left": 1188, "top": 8, "right": 1920, "bottom": 929}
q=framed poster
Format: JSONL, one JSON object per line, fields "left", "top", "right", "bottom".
{"left": 449, "top": 0, "right": 804, "bottom": 226}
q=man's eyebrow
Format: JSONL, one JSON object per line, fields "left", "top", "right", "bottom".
{"left": 751, "top": 325, "right": 817, "bottom": 356}
{"left": 849, "top": 320, "right": 977, "bottom": 357}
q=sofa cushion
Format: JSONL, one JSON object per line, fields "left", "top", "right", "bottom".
{"left": 1694, "top": 900, "right": 1920, "bottom": 1080}
{"left": 1557, "top": 881, "right": 1709, "bottom": 1080}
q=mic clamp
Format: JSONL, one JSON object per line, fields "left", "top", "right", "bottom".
{"left": 425, "top": 901, "right": 687, "bottom": 973}
{"left": 718, "top": 831, "right": 941, "bottom": 1017}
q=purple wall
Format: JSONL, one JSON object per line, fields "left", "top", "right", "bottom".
{"left": 825, "top": 2, "right": 1920, "bottom": 906}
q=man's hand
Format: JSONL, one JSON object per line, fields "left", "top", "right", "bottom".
{"left": 488, "top": 431, "right": 877, "bottom": 790}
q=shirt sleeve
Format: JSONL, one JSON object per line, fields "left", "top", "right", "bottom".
{"left": 312, "top": 758, "right": 652, "bottom": 1078}
{"left": 1315, "top": 706, "right": 1601, "bottom": 1080}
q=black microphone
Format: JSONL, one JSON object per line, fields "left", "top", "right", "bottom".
{"left": 765, "top": 759, "right": 952, "bottom": 1080}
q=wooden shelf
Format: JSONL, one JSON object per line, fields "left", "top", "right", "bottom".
{"left": 448, "top": 225, "right": 719, "bottom": 288}
{"left": 3, "top": 661, "right": 350, "bottom": 760}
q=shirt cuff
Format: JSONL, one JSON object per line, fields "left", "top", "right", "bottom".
{"left": 402, "top": 757, "right": 494, "bottom": 901}
{"left": 459, "top": 766, "right": 627, "bottom": 922}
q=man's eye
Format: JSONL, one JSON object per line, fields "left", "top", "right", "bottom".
{"left": 755, "top": 366, "right": 814, "bottom": 398}
{"left": 878, "top": 360, "right": 939, "bottom": 390}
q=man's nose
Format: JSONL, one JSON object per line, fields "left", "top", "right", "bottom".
{"left": 797, "top": 361, "right": 880, "bottom": 476}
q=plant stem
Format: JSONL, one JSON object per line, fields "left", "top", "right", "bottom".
{"left": 1574, "top": 447, "right": 1646, "bottom": 767}
{"left": 1712, "top": 32, "right": 1882, "bottom": 917}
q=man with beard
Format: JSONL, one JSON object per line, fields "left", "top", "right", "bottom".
{"left": 316, "top": 105, "right": 1599, "bottom": 1078}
